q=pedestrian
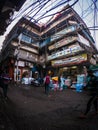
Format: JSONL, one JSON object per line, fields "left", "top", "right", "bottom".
{"left": 58, "top": 75, "right": 61, "bottom": 89}
{"left": 79, "top": 70, "right": 98, "bottom": 119}
{"left": 59, "top": 74, "right": 64, "bottom": 91}
{"left": 1, "top": 70, "right": 11, "bottom": 99}
{"left": 44, "top": 73, "right": 51, "bottom": 96}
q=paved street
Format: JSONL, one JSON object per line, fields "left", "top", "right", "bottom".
{"left": 0, "top": 84, "right": 98, "bottom": 130}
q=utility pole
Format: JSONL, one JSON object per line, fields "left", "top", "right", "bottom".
{"left": 93, "top": 0, "right": 97, "bottom": 44}
{"left": 16, "top": 33, "right": 22, "bottom": 83}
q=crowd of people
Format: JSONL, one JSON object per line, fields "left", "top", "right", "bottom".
{"left": 0, "top": 69, "right": 98, "bottom": 119}
{"left": 43, "top": 70, "right": 98, "bottom": 118}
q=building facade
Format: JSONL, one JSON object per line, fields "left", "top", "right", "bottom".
{"left": 0, "top": 5, "right": 97, "bottom": 81}
{"left": 39, "top": 5, "right": 97, "bottom": 77}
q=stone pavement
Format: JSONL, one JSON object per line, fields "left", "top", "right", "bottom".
{"left": 0, "top": 84, "right": 98, "bottom": 130}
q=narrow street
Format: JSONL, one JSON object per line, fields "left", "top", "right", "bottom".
{"left": 0, "top": 84, "right": 98, "bottom": 130}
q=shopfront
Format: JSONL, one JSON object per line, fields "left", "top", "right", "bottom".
{"left": 49, "top": 53, "right": 89, "bottom": 90}
{"left": 51, "top": 53, "right": 87, "bottom": 73}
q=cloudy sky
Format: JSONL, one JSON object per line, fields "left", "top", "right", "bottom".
{"left": 0, "top": 0, "right": 98, "bottom": 50}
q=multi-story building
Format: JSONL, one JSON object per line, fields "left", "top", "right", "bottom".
{"left": 39, "top": 5, "right": 98, "bottom": 77}
{"left": 0, "top": 5, "right": 97, "bottom": 81}
{"left": 0, "top": 17, "right": 41, "bottom": 81}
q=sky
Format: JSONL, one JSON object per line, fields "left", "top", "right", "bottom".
{"left": 0, "top": 0, "right": 98, "bottom": 50}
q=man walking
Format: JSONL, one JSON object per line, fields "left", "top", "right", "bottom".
{"left": 80, "top": 70, "right": 98, "bottom": 118}
{"left": 1, "top": 70, "right": 11, "bottom": 99}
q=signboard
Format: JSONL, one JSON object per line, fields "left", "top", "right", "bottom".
{"left": 51, "top": 54, "right": 87, "bottom": 67}
{"left": 48, "top": 36, "right": 77, "bottom": 50}
{"left": 15, "top": 61, "right": 25, "bottom": 67}
{"left": 78, "top": 34, "right": 90, "bottom": 47}
{"left": 90, "top": 57, "right": 96, "bottom": 65}
{"left": 21, "top": 46, "right": 38, "bottom": 54}
{"left": 56, "top": 51, "right": 65, "bottom": 57}
{"left": 47, "top": 45, "right": 82, "bottom": 60}
{"left": 51, "top": 25, "right": 76, "bottom": 42}
{"left": 71, "top": 46, "right": 82, "bottom": 53}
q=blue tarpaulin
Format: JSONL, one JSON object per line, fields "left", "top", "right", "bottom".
{"left": 32, "top": 66, "right": 37, "bottom": 72}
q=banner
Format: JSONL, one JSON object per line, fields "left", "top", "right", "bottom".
{"left": 48, "top": 36, "right": 77, "bottom": 50}
{"left": 51, "top": 54, "right": 87, "bottom": 67}
{"left": 47, "top": 45, "right": 83, "bottom": 61}
{"left": 51, "top": 25, "right": 76, "bottom": 42}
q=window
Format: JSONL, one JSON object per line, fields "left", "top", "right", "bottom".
{"left": 21, "top": 34, "right": 32, "bottom": 43}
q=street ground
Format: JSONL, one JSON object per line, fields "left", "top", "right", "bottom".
{"left": 0, "top": 84, "right": 98, "bottom": 130}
